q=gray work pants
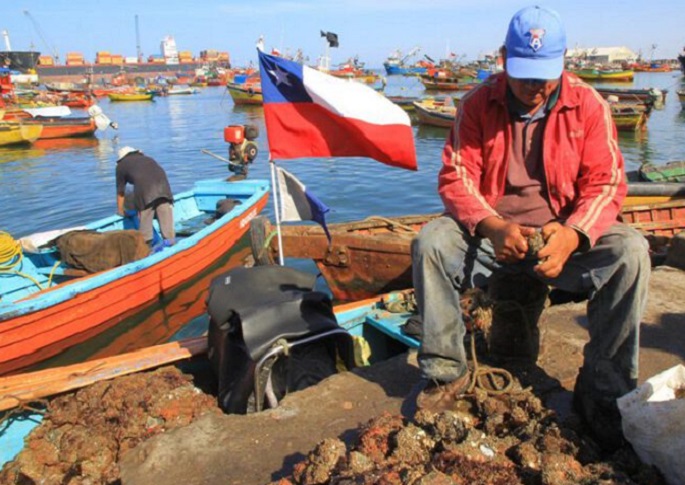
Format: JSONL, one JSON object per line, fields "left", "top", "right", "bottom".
{"left": 411, "top": 215, "right": 651, "bottom": 400}
{"left": 139, "top": 201, "right": 175, "bottom": 243}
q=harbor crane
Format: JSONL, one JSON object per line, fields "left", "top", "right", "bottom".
{"left": 23, "top": 10, "right": 59, "bottom": 63}
{"left": 401, "top": 46, "right": 421, "bottom": 64}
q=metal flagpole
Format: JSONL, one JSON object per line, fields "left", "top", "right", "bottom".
{"left": 269, "top": 159, "right": 285, "bottom": 266}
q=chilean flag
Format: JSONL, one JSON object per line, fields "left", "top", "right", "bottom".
{"left": 257, "top": 50, "right": 417, "bottom": 171}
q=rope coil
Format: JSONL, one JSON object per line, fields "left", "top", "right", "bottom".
{"left": 0, "top": 231, "right": 60, "bottom": 293}
{"left": 0, "top": 231, "right": 23, "bottom": 271}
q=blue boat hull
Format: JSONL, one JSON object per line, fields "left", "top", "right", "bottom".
{"left": 383, "top": 64, "right": 427, "bottom": 76}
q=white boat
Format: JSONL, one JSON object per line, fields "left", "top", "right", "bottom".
{"left": 167, "top": 87, "right": 199, "bottom": 95}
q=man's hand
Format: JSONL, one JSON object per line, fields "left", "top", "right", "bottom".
{"left": 477, "top": 216, "right": 536, "bottom": 263}
{"left": 116, "top": 194, "right": 125, "bottom": 218}
{"left": 534, "top": 222, "right": 579, "bottom": 278}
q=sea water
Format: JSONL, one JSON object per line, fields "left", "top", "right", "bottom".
{"left": 2, "top": 71, "right": 683, "bottom": 238}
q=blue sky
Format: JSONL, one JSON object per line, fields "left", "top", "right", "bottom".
{"left": 2, "top": 1, "right": 682, "bottom": 68}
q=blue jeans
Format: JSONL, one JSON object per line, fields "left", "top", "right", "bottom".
{"left": 411, "top": 215, "right": 650, "bottom": 400}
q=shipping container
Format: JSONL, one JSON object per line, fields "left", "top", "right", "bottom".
{"left": 96, "top": 51, "right": 112, "bottom": 65}
{"left": 200, "top": 49, "right": 220, "bottom": 62}
{"left": 147, "top": 54, "right": 166, "bottom": 64}
{"left": 38, "top": 55, "right": 55, "bottom": 66}
{"left": 65, "top": 52, "right": 85, "bottom": 65}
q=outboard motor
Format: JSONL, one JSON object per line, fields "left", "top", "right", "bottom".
{"left": 223, "top": 124, "right": 259, "bottom": 180}
{"left": 206, "top": 266, "right": 355, "bottom": 414}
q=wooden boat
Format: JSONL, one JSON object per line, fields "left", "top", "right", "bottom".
{"left": 226, "top": 82, "right": 263, "bottom": 105}
{"left": 0, "top": 122, "right": 43, "bottom": 146}
{"left": 44, "top": 82, "right": 90, "bottom": 94}
{"left": 0, "top": 179, "right": 269, "bottom": 376}
{"left": 328, "top": 64, "right": 380, "bottom": 84}
{"left": 250, "top": 183, "right": 685, "bottom": 301}
{"left": 384, "top": 95, "right": 420, "bottom": 111}
{"left": 0, "top": 105, "right": 71, "bottom": 121}
{"left": 91, "top": 87, "right": 119, "bottom": 98}
{"left": 419, "top": 66, "right": 479, "bottom": 91}
{"left": 610, "top": 104, "right": 649, "bottom": 131}
{"left": 633, "top": 63, "right": 671, "bottom": 72}
{"left": 574, "top": 69, "right": 634, "bottom": 82}
{"left": 420, "top": 77, "right": 479, "bottom": 91}
{"left": 412, "top": 98, "right": 456, "bottom": 128}
{"left": 20, "top": 117, "right": 97, "bottom": 139}
{"left": 631, "top": 161, "right": 685, "bottom": 183}
{"left": 677, "top": 90, "right": 685, "bottom": 110}
{"left": 167, "top": 87, "right": 199, "bottom": 95}
{"left": 107, "top": 92, "right": 154, "bottom": 102}
{"left": 61, "top": 95, "right": 96, "bottom": 109}
{"left": 0, "top": 287, "right": 419, "bottom": 467}
{"left": 594, "top": 86, "right": 666, "bottom": 105}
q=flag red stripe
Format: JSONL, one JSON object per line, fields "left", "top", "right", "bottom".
{"left": 264, "top": 103, "right": 417, "bottom": 171}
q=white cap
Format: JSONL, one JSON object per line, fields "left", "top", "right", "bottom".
{"left": 117, "top": 146, "right": 139, "bottom": 160}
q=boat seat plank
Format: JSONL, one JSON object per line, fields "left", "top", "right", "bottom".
{"left": 364, "top": 312, "right": 420, "bottom": 349}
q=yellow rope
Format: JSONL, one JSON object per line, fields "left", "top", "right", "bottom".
{"left": 0, "top": 231, "right": 53, "bottom": 293}
{"left": 0, "top": 231, "right": 23, "bottom": 271}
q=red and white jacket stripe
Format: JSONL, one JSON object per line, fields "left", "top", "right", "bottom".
{"left": 438, "top": 71, "right": 626, "bottom": 247}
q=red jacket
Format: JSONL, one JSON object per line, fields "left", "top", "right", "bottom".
{"left": 439, "top": 71, "right": 626, "bottom": 246}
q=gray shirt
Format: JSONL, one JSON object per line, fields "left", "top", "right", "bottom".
{"left": 115, "top": 152, "right": 173, "bottom": 210}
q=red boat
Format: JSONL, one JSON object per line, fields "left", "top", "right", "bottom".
{"left": 0, "top": 179, "right": 269, "bottom": 376}
{"left": 61, "top": 95, "right": 96, "bottom": 109}
{"left": 22, "top": 117, "right": 97, "bottom": 139}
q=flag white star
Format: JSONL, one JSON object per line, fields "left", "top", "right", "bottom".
{"left": 268, "top": 64, "right": 291, "bottom": 86}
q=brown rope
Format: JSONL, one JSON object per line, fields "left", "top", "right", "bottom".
{"left": 362, "top": 216, "right": 416, "bottom": 233}
{"left": 467, "top": 330, "right": 514, "bottom": 395}
{"left": 0, "top": 397, "right": 48, "bottom": 427}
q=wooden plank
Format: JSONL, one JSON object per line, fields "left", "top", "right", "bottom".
{"left": 0, "top": 336, "right": 207, "bottom": 412}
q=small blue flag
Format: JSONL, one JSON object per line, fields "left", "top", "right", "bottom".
{"left": 275, "top": 166, "right": 331, "bottom": 242}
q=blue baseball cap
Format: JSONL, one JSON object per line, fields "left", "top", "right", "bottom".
{"left": 504, "top": 5, "right": 566, "bottom": 80}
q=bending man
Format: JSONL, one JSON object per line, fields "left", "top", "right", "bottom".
{"left": 116, "top": 146, "right": 175, "bottom": 246}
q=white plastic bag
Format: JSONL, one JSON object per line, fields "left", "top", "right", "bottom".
{"left": 617, "top": 364, "right": 685, "bottom": 485}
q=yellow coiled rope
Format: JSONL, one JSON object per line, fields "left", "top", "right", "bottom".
{"left": 0, "top": 231, "right": 24, "bottom": 272}
{"left": 0, "top": 231, "right": 58, "bottom": 294}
